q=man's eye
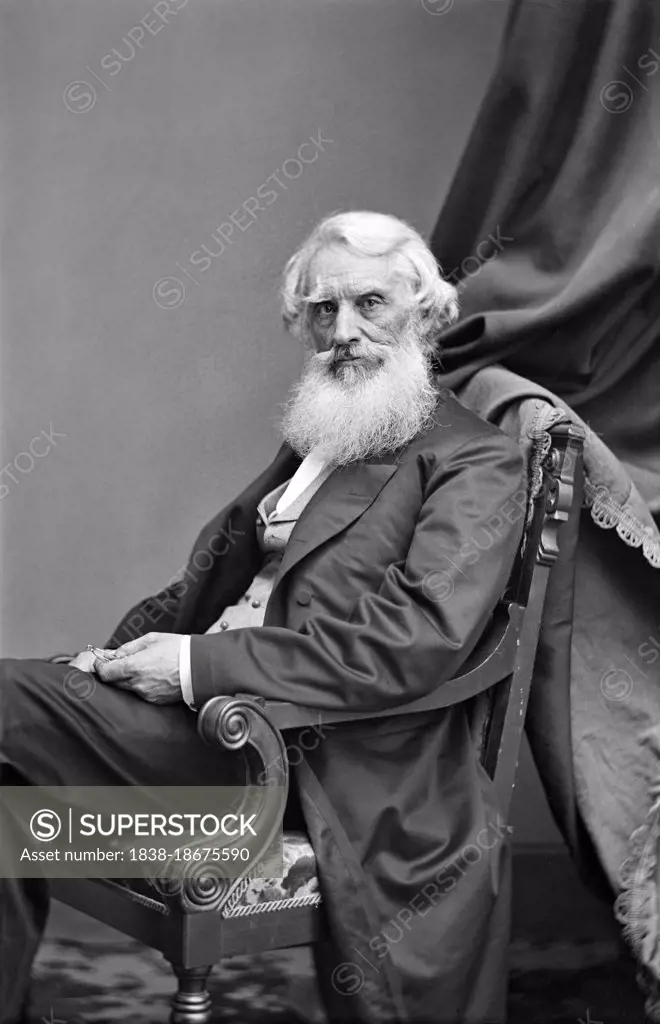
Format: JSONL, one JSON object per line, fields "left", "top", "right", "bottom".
{"left": 360, "top": 296, "right": 382, "bottom": 311}
{"left": 315, "top": 302, "right": 335, "bottom": 318}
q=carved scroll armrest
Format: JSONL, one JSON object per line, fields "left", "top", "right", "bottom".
{"left": 197, "top": 693, "right": 290, "bottom": 789}
{"left": 140, "top": 695, "right": 290, "bottom": 916}
{"left": 196, "top": 694, "right": 290, "bottom": 887}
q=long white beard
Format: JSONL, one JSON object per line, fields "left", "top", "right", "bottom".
{"left": 280, "top": 325, "right": 439, "bottom": 465}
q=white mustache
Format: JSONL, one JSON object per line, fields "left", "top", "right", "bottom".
{"left": 315, "top": 346, "right": 384, "bottom": 371}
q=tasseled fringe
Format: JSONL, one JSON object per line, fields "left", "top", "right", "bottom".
{"left": 523, "top": 402, "right": 660, "bottom": 571}
{"left": 584, "top": 479, "right": 660, "bottom": 569}
{"left": 614, "top": 797, "right": 660, "bottom": 1020}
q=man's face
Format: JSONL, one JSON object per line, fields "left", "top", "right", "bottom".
{"left": 281, "top": 244, "right": 437, "bottom": 464}
{"left": 305, "top": 246, "right": 417, "bottom": 380}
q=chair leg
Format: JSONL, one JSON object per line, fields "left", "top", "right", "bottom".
{"left": 169, "top": 963, "right": 213, "bottom": 1024}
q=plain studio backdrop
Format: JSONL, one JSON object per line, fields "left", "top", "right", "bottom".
{"left": 0, "top": 0, "right": 561, "bottom": 845}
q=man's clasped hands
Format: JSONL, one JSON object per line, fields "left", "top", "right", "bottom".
{"left": 68, "top": 633, "right": 185, "bottom": 704}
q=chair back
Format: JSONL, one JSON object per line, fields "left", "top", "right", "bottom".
{"left": 472, "top": 420, "right": 583, "bottom": 818}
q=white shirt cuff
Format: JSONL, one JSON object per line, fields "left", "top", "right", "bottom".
{"left": 179, "top": 635, "right": 197, "bottom": 710}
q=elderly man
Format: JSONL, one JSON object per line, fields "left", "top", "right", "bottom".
{"left": 0, "top": 212, "right": 525, "bottom": 1024}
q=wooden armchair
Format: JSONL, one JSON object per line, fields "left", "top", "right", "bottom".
{"left": 50, "top": 421, "right": 583, "bottom": 1024}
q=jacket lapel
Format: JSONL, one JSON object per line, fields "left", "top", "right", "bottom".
{"left": 177, "top": 447, "right": 399, "bottom": 631}
{"left": 270, "top": 458, "right": 399, "bottom": 594}
{"left": 175, "top": 443, "right": 300, "bottom": 633}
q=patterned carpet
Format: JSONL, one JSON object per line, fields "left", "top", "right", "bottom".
{"left": 25, "top": 850, "right": 647, "bottom": 1024}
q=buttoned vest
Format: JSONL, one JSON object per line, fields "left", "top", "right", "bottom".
{"left": 205, "top": 462, "right": 335, "bottom": 634}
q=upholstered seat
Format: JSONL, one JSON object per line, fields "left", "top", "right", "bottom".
{"left": 219, "top": 832, "right": 320, "bottom": 917}
{"left": 111, "top": 831, "right": 321, "bottom": 918}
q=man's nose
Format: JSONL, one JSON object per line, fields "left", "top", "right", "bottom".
{"left": 333, "top": 303, "right": 362, "bottom": 346}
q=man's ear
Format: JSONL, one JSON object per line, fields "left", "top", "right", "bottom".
{"left": 437, "top": 278, "right": 460, "bottom": 327}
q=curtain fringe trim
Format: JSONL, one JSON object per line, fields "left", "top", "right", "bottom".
{"left": 526, "top": 402, "right": 660, "bottom": 570}
{"left": 614, "top": 798, "right": 660, "bottom": 1021}
{"left": 583, "top": 478, "right": 660, "bottom": 569}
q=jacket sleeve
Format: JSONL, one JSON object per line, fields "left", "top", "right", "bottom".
{"left": 189, "top": 432, "right": 527, "bottom": 712}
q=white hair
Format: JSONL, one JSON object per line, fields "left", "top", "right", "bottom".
{"left": 280, "top": 210, "right": 459, "bottom": 351}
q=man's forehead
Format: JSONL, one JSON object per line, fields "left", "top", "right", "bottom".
{"left": 305, "top": 250, "right": 409, "bottom": 300}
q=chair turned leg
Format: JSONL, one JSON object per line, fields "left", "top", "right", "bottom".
{"left": 169, "top": 963, "right": 213, "bottom": 1024}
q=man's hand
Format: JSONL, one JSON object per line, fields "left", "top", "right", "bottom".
{"left": 69, "top": 649, "right": 107, "bottom": 673}
{"left": 94, "top": 633, "right": 184, "bottom": 704}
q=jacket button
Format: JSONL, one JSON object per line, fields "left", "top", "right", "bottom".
{"left": 220, "top": 621, "right": 229, "bottom": 630}
{"left": 296, "top": 588, "right": 312, "bottom": 606}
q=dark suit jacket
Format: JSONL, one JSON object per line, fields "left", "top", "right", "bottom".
{"left": 109, "top": 390, "right": 525, "bottom": 1023}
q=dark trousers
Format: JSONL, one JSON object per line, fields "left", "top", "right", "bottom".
{"left": 0, "top": 658, "right": 247, "bottom": 1023}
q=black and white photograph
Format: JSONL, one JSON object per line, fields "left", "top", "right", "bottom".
{"left": 1, "top": 0, "right": 659, "bottom": 1021}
